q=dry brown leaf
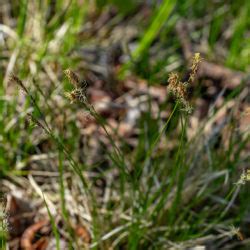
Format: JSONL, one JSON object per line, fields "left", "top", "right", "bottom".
{"left": 20, "top": 220, "right": 49, "bottom": 250}
{"left": 75, "top": 224, "right": 91, "bottom": 244}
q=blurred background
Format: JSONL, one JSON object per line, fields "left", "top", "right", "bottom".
{"left": 0, "top": 0, "right": 249, "bottom": 249}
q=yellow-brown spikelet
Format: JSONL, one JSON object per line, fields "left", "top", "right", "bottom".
{"left": 65, "top": 88, "right": 87, "bottom": 104}
{"left": 168, "top": 72, "right": 179, "bottom": 89}
{"left": 167, "top": 53, "right": 202, "bottom": 113}
{"left": 9, "top": 74, "right": 28, "bottom": 94}
{"left": 64, "top": 69, "right": 82, "bottom": 88}
{"left": 64, "top": 69, "right": 87, "bottom": 104}
{"left": 188, "top": 53, "right": 202, "bottom": 84}
{"left": 168, "top": 72, "right": 187, "bottom": 103}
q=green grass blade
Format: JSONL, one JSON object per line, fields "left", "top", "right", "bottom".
{"left": 133, "top": 0, "right": 176, "bottom": 61}
{"left": 17, "top": 0, "right": 28, "bottom": 38}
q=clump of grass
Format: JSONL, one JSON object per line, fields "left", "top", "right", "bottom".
{"left": 2, "top": 1, "right": 250, "bottom": 249}
{"left": 7, "top": 57, "right": 250, "bottom": 248}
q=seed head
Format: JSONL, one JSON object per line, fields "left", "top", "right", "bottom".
{"left": 9, "top": 74, "right": 28, "bottom": 94}
{"left": 64, "top": 69, "right": 88, "bottom": 104}
{"left": 188, "top": 53, "right": 202, "bottom": 84}
{"left": 65, "top": 88, "right": 87, "bottom": 104}
{"left": 168, "top": 73, "right": 179, "bottom": 88}
{"left": 167, "top": 53, "right": 202, "bottom": 113}
{"left": 64, "top": 69, "right": 88, "bottom": 90}
{"left": 168, "top": 72, "right": 188, "bottom": 109}
{"left": 64, "top": 69, "right": 82, "bottom": 88}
